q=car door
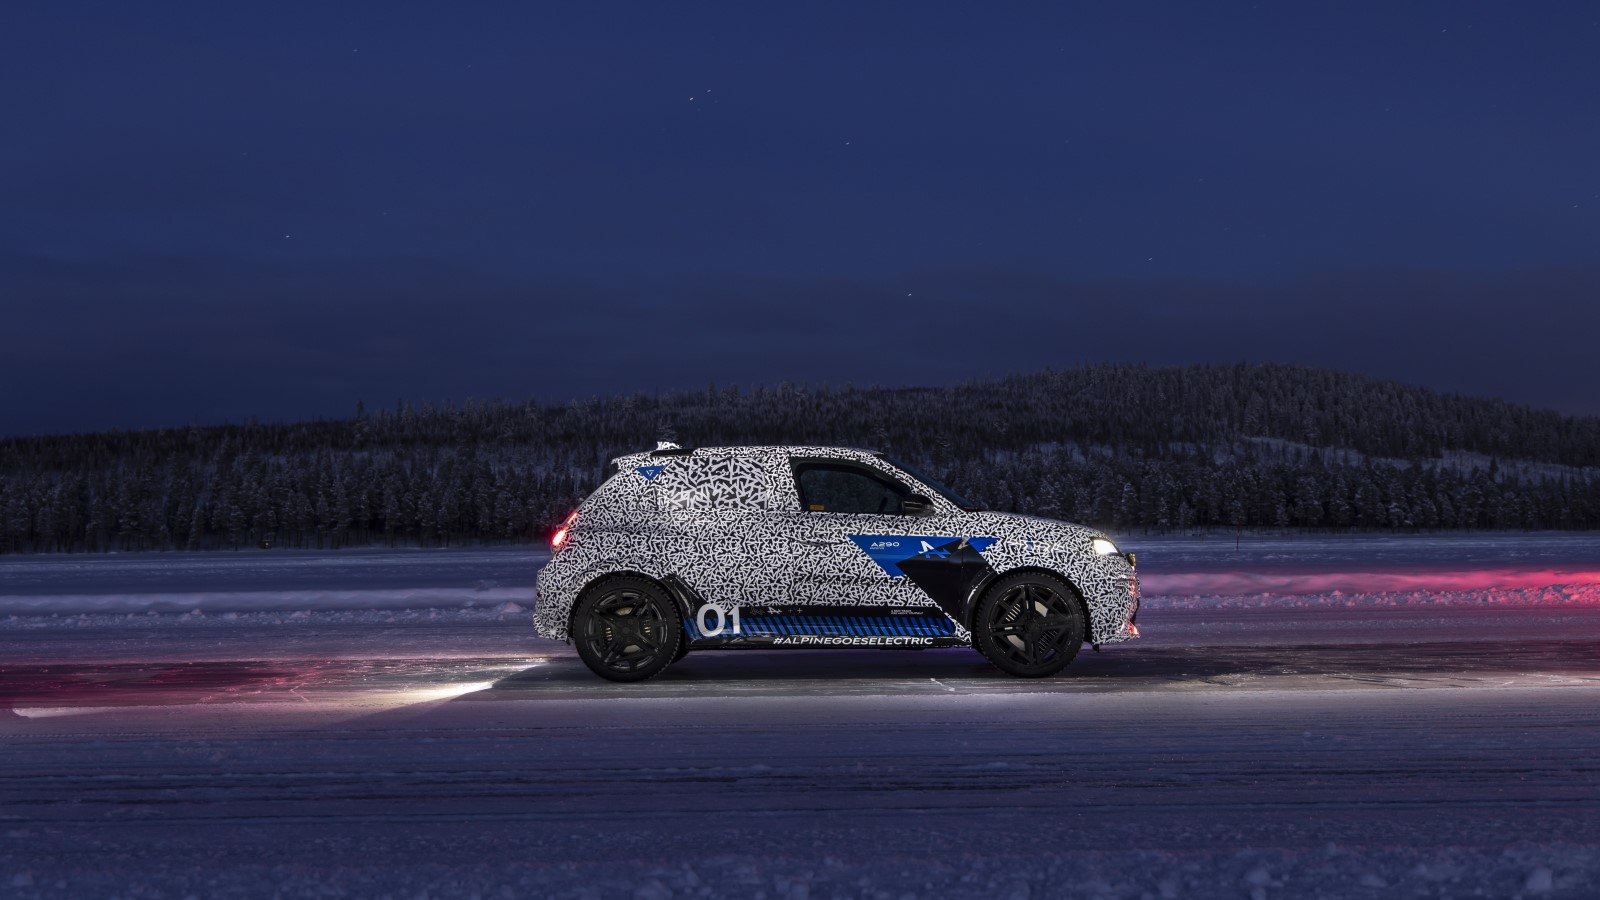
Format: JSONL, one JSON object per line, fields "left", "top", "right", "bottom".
{"left": 785, "top": 459, "right": 977, "bottom": 619}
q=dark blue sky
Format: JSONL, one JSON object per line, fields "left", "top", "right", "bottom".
{"left": 3, "top": 1, "right": 1597, "bottom": 435}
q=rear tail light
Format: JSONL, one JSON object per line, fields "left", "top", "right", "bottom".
{"left": 551, "top": 510, "right": 578, "bottom": 550}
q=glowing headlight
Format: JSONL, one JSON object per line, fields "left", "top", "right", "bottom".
{"left": 1090, "top": 537, "right": 1120, "bottom": 556}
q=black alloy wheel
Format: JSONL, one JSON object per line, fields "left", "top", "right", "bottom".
{"left": 972, "top": 572, "right": 1085, "bottom": 677}
{"left": 572, "top": 576, "right": 682, "bottom": 682}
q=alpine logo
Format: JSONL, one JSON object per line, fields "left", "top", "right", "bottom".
{"left": 847, "top": 534, "right": 998, "bottom": 577}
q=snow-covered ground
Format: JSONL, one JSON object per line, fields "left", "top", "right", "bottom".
{"left": 3, "top": 533, "right": 1599, "bottom": 623}
{"left": 1131, "top": 530, "right": 1600, "bottom": 570}
{"left": 6, "top": 684, "right": 1599, "bottom": 899}
{"left": 0, "top": 547, "right": 546, "bottom": 617}
{"left": 3, "top": 534, "right": 1600, "bottom": 898}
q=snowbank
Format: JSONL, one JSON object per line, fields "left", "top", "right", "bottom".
{"left": 0, "top": 602, "right": 531, "bottom": 631}
{"left": 1143, "top": 567, "right": 1600, "bottom": 598}
{"left": 0, "top": 586, "right": 534, "bottom": 617}
{"left": 1147, "top": 581, "right": 1600, "bottom": 610}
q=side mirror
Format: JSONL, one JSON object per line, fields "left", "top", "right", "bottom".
{"left": 901, "top": 494, "right": 935, "bottom": 516}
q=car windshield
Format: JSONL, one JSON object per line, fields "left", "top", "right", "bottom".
{"left": 879, "top": 455, "right": 983, "bottom": 511}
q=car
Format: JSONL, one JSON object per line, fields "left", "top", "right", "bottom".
{"left": 534, "top": 443, "right": 1140, "bottom": 682}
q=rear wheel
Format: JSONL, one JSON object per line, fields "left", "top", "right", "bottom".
{"left": 972, "top": 572, "right": 1085, "bottom": 678}
{"left": 572, "top": 577, "right": 682, "bottom": 682}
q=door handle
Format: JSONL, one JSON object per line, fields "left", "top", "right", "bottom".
{"left": 799, "top": 540, "right": 836, "bottom": 547}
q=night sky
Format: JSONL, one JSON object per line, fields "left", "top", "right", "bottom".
{"left": 3, "top": 1, "right": 1597, "bottom": 435}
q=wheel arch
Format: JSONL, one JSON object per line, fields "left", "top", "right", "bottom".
{"left": 566, "top": 569, "right": 688, "bottom": 637}
{"left": 962, "top": 565, "right": 1092, "bottom": 642}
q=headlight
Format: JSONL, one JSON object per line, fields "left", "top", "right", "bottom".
{"left": 1090, "top": 537, "right": 1120, "bottom": 556}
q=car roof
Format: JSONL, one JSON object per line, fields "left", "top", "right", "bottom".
{"left": 610, "top": 445, "right": 883, "bottom": 470}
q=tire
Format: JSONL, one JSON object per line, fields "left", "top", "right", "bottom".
{"left": 972, "top": 571, "right": 1085, "bottom": 678}
{"left": 572, "top": 576, "right": 683, "bottom": 683}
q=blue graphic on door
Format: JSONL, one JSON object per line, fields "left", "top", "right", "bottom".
{"left": 847, "top": 535, "right": 997, "bottom": 577}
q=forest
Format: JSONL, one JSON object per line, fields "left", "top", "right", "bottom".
{"left": 1, "top": 362, "right": 1597, "bottom": 553}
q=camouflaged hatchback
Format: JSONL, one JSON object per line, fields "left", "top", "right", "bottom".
{"left": 535, "top": 444, "right": 1140, "bottom": 681}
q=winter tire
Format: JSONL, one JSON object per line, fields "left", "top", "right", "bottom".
{"left": 572, "top": 576, "right": 682, "bottom": 683}
{"left": 973, "top": 571, "right": 1085, "bottom": 678}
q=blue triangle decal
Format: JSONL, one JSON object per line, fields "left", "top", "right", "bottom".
{"left": 847, "top": 535, "right": 998, "bottom": 577}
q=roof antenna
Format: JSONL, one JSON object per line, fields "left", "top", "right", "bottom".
{"left": 655, "top": 441, "right": 682, "bottom": 451}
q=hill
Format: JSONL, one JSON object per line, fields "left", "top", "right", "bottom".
{"left": 2, "top": 362, "right": 1597, "bottom": 553}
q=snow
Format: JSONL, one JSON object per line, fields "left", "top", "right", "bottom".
{"left": 4, "top": 684, "right": 1600, "bottom": 898}
{"left": 0, "top": 586, "right": 536, "bottom": 617}
{"left": 3, "top": 534, "right": 1600, "bottom": 898}
{"left": 3, "top": 533, "right": 1599, "bottom": 624}
{"left": 0, "top": 546, "right": 546, "bottom": 620}
{"left": 1128, "top": 531, "right": 1600, "bottom": 569}
{"left": 0, "top": 846, "right": 1593, "bottom": 899}
{"left": 0, "top": 547, "right": 547, "bottom": 596}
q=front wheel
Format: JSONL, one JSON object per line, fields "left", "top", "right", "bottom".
{"left": 572, "top": 576, "right": 682, "bottom": 682}
{"left": 972, "top": 572, "right": 1085, "bottom": 678}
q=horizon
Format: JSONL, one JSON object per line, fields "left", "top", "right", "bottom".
{"left": 4, "top": 359, "right": 1597, "bottom": 442}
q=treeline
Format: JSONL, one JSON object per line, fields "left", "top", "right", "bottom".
{"left": 1, "top": 363, "right": 1597, "bottom": 553}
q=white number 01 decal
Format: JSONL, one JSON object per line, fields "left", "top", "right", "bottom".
{"left": 695, "top": 605, "right": 742, "bottom": 637}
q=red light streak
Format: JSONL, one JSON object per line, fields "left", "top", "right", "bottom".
{"left": 551, "top": 510, "right": 578, "bottom": 550}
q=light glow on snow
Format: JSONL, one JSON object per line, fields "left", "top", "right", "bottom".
{"left": 396, "top": 680, "right": 497, "bottom": 703}
{"left": 1143, "top": 568, "right": 1600, "bottom": 598}
{"left": 10, "top": 706, "right": 120, "bottom": 719}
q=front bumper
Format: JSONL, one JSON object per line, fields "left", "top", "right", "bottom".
{"left": 1097, "top": 564, "right": 1140, "bottom": 645}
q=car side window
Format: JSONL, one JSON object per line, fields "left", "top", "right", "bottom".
{"left": 793, "top": 463, "right": 907, "bottom": 515}
{"left": 657, "top": 456, "right": 772, "bottom": 511}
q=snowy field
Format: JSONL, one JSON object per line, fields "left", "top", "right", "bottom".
{"left": 0, "top": 547, "right": 546, "bottom": 617}
{"left": 3, "top": 534, "right": 1600, "bottom": 898}
{"left": 3, "top": 532, "right": 1600, "bottom": 623}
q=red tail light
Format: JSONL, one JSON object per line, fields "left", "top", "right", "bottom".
{"left": 551, "top": 510, "right": 578, "bottom": 550}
